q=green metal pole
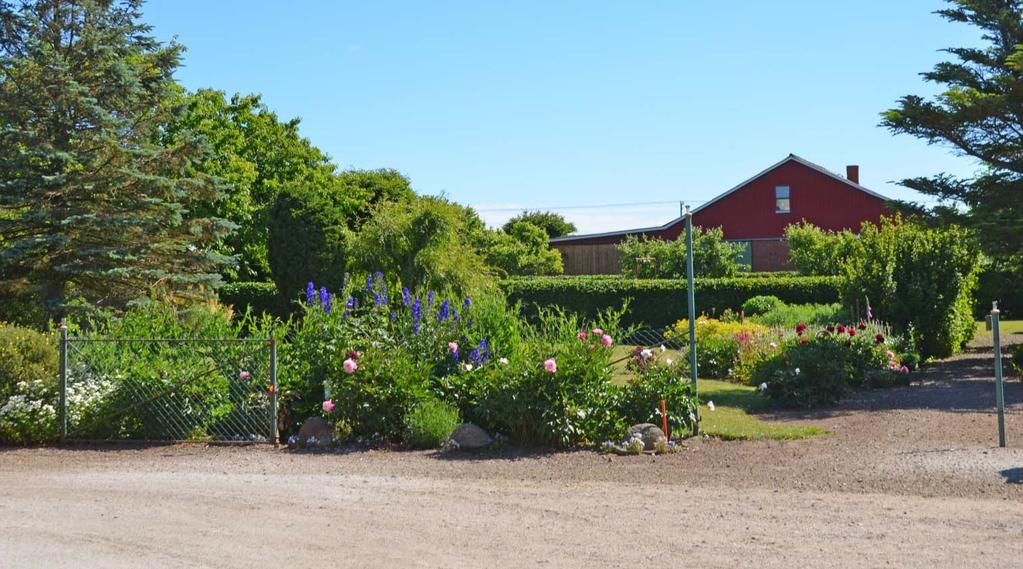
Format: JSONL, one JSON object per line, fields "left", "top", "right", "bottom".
{"left": 270, "top": 336, "right": 279, "bottom": 446}
{"left": 58, "top": 319, "right": 68, "bottom": 443}
{"left": 685, "top": 206, "right": 699, "bottom": 434}
{"left": 992, "top": 302, "right": 1006, "bottom": 448}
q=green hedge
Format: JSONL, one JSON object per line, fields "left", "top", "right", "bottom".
{"left": 218, "top": 282, "right": 279, "bottom": 317}
{"left": 501, "top": 275, "right": 843, "bottom": 328}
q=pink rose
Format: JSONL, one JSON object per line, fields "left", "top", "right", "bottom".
{"left": 238, "top": 370, "right": 251, "bottom": 381}
{"left": 577, "top": 331, "right": 588, "bottom": 341}
{"left": 886, "top": 350, "right": 895, "bottom": 359}
{"left": 448, "top": 341, "right": 459, "bottom": 353}
{"left": 591, "top": 328, "right": 604, "bottom": 336}
{"left": 543, "top": 358, "right": 557, "bottom": 373}
{"left": 343, "top": 358, "right": 358, "bottom": 374}
{"left": 601, "top": 334, "right": 613, "bottom": 348}
{"left": 322, "top": 399, "right": 335, "bottom": 413}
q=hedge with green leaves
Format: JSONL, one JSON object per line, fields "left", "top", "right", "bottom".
{"left": 500, "top": 275, "right": 843, "bottom": 328}
{"left": 218, "top": 282, "right": 279, "bottom": 317}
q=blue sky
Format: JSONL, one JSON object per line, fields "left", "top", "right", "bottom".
{"left": 145, "top": 1, "right": 981, "bottom": 234}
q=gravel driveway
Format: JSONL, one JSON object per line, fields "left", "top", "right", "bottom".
{"left": 1, "top": 342, "right": 1021, "bottom": 568}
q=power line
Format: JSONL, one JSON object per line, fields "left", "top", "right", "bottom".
{"left": 472, "top": 199, "right": 708, "bottom": 213}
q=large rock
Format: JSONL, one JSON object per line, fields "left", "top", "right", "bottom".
{"left": 447, "top": 423, "right": 492, "bottom": 450}
{"left": 298, "top": 417, "right": 333, "bottom": 443}
{"left": 625, "top": 423, "right": 666, "bottom": 451}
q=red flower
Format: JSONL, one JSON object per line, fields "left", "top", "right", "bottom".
{"left": 795, "top": 323, "right": 807, "bottom": 336}
{"left": 848, "top": 329, "right": 857, "bottom": 337}
{"left": 347, "top": 350, "right": 363, "bottom": 360}
{"left": 837, "top": 324, "right": 846, "bottom": 334}
{"left": 857, "top": 323, "right": 867, "bottom": 331}
{"left": 875, "top": 333, "right": 885, "bottom": 344}
{"left": 826, "top": 324, "right": 835, "bottom": 333}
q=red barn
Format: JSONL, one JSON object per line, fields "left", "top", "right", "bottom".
{"left": 550, "top": 154, "right": 889, "bottom": 273}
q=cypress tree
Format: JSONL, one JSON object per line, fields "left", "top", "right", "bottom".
{"left": 0, "top": 0, "right": 232, "bottom": 320}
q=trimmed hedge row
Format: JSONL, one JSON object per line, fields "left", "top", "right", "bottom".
{"left": 500, "top": 275, "right": 843, "bottom": 328}
{"left": 218, "top": 282, "right": 279, "bottom": 317}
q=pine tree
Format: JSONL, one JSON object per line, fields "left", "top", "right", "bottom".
{"left": 0, "top": 0, "right": 232, "bottom": 320}
{"left": 883, "top": 0, "right": 1023, "bottom": 271}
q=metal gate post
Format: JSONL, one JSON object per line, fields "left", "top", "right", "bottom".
{"left": 992, "top": 302, "right": 1006, "bottom": 448}
{"left": 270, "top": 336, "right": 279, "bottom": 445}
{"left": 58, "top": 319, "right": 68, "bottom": 442}
{"left": 685, "top": 206, "right": 699, "bottom": 435}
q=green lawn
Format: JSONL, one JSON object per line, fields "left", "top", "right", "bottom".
{"left": 975, "top": 319, "right": 1023, "bottom": 337}
{"left": 697, "top": 379, "right": 823, "bottom": 440}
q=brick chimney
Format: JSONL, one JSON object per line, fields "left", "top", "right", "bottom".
{"left": 846, "top": 165, "right": 860, "bottom": 184}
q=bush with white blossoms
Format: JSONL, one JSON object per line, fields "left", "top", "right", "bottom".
{"left": 0, "top": 378, "right": 57, "bottom": 445}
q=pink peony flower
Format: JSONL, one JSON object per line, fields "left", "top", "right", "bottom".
{"left": 448, "top": 341, "right": 459, "bottom": 353}
{"left": 900, "top": 365, "right": 909, "bottom": 374}
{"left": 886, "top": 350, "right": 895, "bottom": 359}
{"left": 238, "top": 370, "right": 251, "bottom": 381}
{"left": 577, "top": 331, "right": 588, "bottom": 341}
{"left": 343, "top": 358, "right": 358, "bottom": 374}
{"left": 322, "top": 399, "right": 335, "bottom": 413}
{"left": 543, "top": 358, "right": 557, "bottom": 373}
{"left": 601, "top": 334, "right": 613, "bottom": 348}
{"left": 591, "top": 328, "right": 604, "bottom": 336}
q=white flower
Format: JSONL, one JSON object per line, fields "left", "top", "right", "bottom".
{"left": 707, "top": 401, "right": 716, "bottom": 411}
{"left": 665, "top": 358, "right": 673, "bottom": 365}
{"left": 769, "top": 342, "right": 778, "bottom": 349}
{"left": 659, "top": 345, "right": 667, "bottom": 353}
{"left": 463, "top": 363, "right": 474, "bottom": 371}
{"left": 640, "top": 349, "right": 653, "bottom": 359}
{"left": 759, "top": 382, "right": 768, "bottom": 392}
{"left": 499, "top": 357, "right": 509, "bottom": 365}
{"left": 794, "top": 368, "right": 801, "bottom": 375}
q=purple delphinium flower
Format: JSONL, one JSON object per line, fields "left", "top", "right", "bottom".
{"left": 411, "top": 298, "right": 422, "bottom": 336}
{"left": 437, "top": 299, "right": 450, "bottom": 322}
{"left": 479, "top": 339, "right": 490, "bottom": 362}
{"left": 390, "top": 310, "right": 397, "bottom": 322}
{"left": 451, "top": 345, "right": 460, "bottom": 364}
{"left": 374, "top": 291, "right": 384, "bottom": 305}
{"left": 321, "top": 290, "right": 333, "bottom": 313}
{"left": 452, "top": 308, "right": 460, "bottom": 322}
{"left": 468, "top": 347, "right": 482, "bottom": 367}
{"left": 402, "top": 287, "right": 411, "bottom": 306}
{"left": 427, "top": 290, "right": 435, "bottom": 308}
{"left": 365, "top": 273, "right": 374, "bottom": 292}
{"left": 306, "top": 282, "right": 316, "bottom": 305}
{"left": 374, "top": 271, "right": 384, "bottom": 283}
{"left": 463, "top": 297, "right": 471, "bottom": 312}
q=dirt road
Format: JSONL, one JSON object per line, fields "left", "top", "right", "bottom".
{"left": 1, "top": 345, "right": 1022, "bottom": 568}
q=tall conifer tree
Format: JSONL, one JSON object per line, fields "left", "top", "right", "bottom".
{"left": 0, "top": 0, "right": 232, "bottom": 319}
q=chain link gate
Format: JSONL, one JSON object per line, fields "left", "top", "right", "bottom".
{"left": 58, "top": 329, "right": 278, "bottom": 443}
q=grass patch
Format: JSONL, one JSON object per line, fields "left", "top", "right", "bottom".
{"left": 975, "top": 320, "right": 1023, "bottom": 337}
{"left": 697, "top": 379, "right": 823, "bottom": 441}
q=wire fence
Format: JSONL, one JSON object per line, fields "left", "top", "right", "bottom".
{"left": 59, "top": 332, "right": 278, "bottom": 443}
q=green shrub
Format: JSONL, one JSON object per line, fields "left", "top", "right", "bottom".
{"left": 751, "top": 322, "right": 909, "bottom": 408}
{"left": 666, "top": 317, "right": 772, "bottom": 379}
{"left": 617, "top": 227, "right": 747, "bottom": 278}
{"left": 842, "top": 216, "right": 980, "bottom": 358}
{"left": 218, "top": 282, "right": 278, "bottom": 317}
{"left": 617, "top": 356, "right": 698, "bottom": 438}
{"left": 748, "top": 302, "right": 845, "bottom": 328}
{"left": 975, "top": 261, "right": 1023, "bottom": 318}
{"left": 785, "top": 222, "right": 859, "bottom": 276}
{"left": 0, "top": 324, "right": 59, "bottom": 445}
{"left": 404, "top": 399, "right": 460, "bottom": 449}
{"left": 742, "top": 295, "right": 781, "bottom": 316}
{"left": 0, "top": 324, "right": 57, "bottom": 404}
{"left": 501, "top": 275, "right": 842, "bottom": 328}
{"left": 268, "top": 181, "right": 352, "bottom": 313}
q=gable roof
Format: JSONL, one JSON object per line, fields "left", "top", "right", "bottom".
{"left": 550, "top": 154, "right": 888, "bottom": 244}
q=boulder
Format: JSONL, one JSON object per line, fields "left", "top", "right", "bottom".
{"left": 625, "top": 423, "right": 666, "bottom": 451}
{"left": 447, "top": 423, "right": 492, "bottom": 450}
{"left": 298, "top": 417, "right": 333, "bottom": 444}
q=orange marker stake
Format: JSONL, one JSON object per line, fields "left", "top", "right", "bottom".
{"left": 660, "top": 399, "right": 669, "bottom": 439}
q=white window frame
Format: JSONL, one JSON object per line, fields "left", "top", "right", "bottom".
{"left": 775, "top": 185, "right": 791, "bottom": 214}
